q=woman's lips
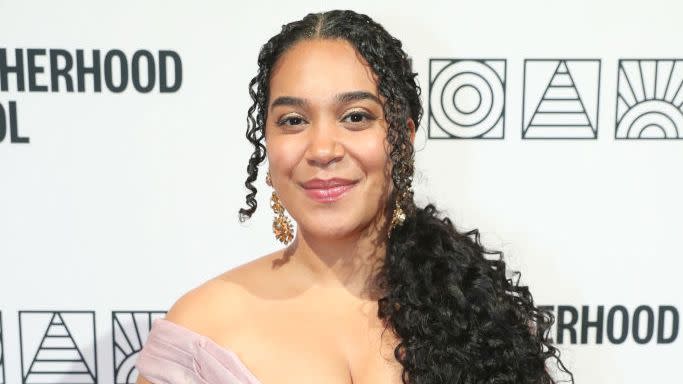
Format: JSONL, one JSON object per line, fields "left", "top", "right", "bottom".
{"left": 303, "top": 182, "right": 358, "bottom": 203}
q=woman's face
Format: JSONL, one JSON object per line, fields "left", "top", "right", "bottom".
{"left": 264, "top": 38, "right": 410, "bottom": 240}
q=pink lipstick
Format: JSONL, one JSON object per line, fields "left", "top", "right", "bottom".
{"left": 301, "top": 178, "right": 358, "bottom": 203}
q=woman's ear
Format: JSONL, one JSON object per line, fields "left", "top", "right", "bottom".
{"left": 407, "top": 118, "right": 416, "bottom": 145}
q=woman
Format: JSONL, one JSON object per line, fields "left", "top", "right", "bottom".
{"left": 136, "top": 9, "right": 573, "bottom": 384}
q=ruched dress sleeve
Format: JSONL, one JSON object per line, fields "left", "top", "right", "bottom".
{"left": 135, "top": 319, "right": 262, "bottom": 384}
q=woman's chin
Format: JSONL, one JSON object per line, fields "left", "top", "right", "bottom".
{"left": 298, "top": 221, "right": 362, "bottom": 241}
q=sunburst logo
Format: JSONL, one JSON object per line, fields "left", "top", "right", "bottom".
{"left": 616, "top": 59, "right": 683, "bottom": 139}
{"left": 112, "top": 311, "right": 166, "bottom": 384}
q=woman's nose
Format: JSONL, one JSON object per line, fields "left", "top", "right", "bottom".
{"left": 305, "top": 121, "right": 344, "bottom": 167}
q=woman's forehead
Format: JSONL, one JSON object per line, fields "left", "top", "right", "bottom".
{"left": 269, "top": 39, "right": 380, "bottom": 103}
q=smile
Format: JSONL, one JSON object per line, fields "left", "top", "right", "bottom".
{"left": 302, "top": 179, "right": 358, "bottom": 203}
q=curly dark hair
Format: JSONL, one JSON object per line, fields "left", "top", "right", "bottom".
{"left": 238, "top": 9, "right": 574, "bottom": 384}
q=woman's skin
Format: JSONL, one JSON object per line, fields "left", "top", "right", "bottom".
{"left": 137, "top": 38, "right": 416, "bottom": 384}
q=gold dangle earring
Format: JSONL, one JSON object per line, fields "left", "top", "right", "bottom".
{"left": 388, "top": 157, "right": 415, "bottom": 238}
{"left": 265, "top": 171, "right": 294, "bottom": 244}
{"left": 388, "top": 190, "right": 407, "bottom": 237}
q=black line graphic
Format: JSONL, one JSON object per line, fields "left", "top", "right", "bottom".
{"left": 428, "top": 59, "right": 506, "bottom": 139}
{"left": 112, "top": 311, "right": 166, "bottom": 384}
{"left": 616, "top": 59, "right": 683, "bottom": 139}
{"left": 523, "top": 59, "right": 601, "bottom": 139}
{"left": 19, "top": 311, "right": 97, "bottom": 384}
{"left": 0, "top": 312, "right": 5, "bottom": 384}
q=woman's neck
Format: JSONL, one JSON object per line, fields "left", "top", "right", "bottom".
{"left": 286, "top": 222, "right": 388, "bottom": 301}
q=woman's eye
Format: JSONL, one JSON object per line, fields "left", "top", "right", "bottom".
{"left": 343, "top": 111, "right": 374, "bottom": 124}
{"left": 277, "top": 115, "right": 305, "bottom": 126}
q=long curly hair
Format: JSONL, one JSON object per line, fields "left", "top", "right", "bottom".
{"left": 238, "top": 9, "right": 574, "bottom": 384}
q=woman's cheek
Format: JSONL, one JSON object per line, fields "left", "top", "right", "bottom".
{"left": 267, "top": 137, "right": 301, "bottom": 175}
{"left": 359, "top": 130, "right": 390, "bottom": 171}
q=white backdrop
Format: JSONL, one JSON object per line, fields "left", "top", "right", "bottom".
{"left": 1, "top": 0, "right": 681, "bottom": 383}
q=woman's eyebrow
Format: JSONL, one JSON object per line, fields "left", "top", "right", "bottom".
{"left": 336, "top": 91, "right": 381, "bottom": 105}
{"left": 269, "top": 91, "right": 381, "bottom": 110}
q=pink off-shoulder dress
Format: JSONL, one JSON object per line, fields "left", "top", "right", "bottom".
{"left": 136, "top": 319, "right": 263, "bottom": 384}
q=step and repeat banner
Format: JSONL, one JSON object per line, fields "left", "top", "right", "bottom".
{"left": 1, "top": 1, "right": 681, "bottom": 383}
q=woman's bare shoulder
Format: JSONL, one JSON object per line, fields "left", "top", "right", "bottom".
{"left": 136, "top": 253, "right": 283, "bottom": 384}
{"left": 163, "top": 251, "right": 280, "bottom": 338}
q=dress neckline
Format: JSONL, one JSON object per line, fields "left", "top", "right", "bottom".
{"left": 154, "top": 318, "right": 264, "bottom": 384}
